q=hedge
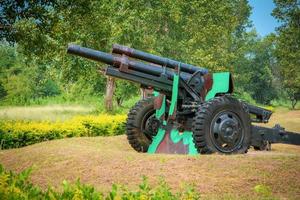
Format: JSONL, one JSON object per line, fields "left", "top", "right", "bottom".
{"left": 0, "top": 115, "right": 126, "bottom": 149}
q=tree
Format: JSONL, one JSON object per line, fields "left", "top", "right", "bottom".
{"left": 0, "top": 0, "right": 57, "bottom": 43}
{"left": 234, "top": 31, "right": 278, "bottom": 104}
{"left": 272, "top": 0, "right": 300, "bottom": 109}
{"left": 1, "top": 0, "right": 252, "bottom": 108}
{"left": 115, "top": 80, "right": 139, "bottom": 106}
{"left": 0, "top": 82, "right": 7, "bottom": 99}
{"left": 1, "top": 0, "right": 109, "bottom": 105}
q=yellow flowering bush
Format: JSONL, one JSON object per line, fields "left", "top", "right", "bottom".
{"left": 0, "top": 115, "right": 126, "bottom": 149}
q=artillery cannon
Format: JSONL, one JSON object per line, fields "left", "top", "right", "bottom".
{"left": 67, "top": 44, "right": 300, "bottom": 154}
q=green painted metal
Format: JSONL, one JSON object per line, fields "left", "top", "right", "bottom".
{"left": 153, "top": 91, "right": 166, "bottom": 119}
{"left": 148, "top": 91, "right": 167, "bottom": 154}
{"left": 170, "top": 129, "right": 198, "bottom": 155}
{"left": 168, "top": 73, "right": 179, "bottom": 116}
{"left": 148, "top": 67, "right": 198, "bottom": 155}
{"left": 153, "top": 91, "right": 159, "bottom": 97}
{"left": 147, "top": 128, "right": 166, "bottom": 153}
{"left": 205, "top": 72, "right": 231, "bottom": 101}
{"left": 148, "top": 128, "right": 199, "bottom": 154}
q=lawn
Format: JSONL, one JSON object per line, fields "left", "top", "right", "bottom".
{"left": 0, "top": 106, "right": 299, "bottom": 199}
{"left": 0, "top": 105, "right": 95, "bottom": 121}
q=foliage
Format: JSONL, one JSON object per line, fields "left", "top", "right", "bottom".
{"left": 0, "top": 0, "right": 252, "bottom": 105}
{"left": 0, "top": 42, "right": 61, "bottom": 105}
{"left": 272, "top": 0, "right": 300, "bottom": 109}
{"left": 38, "top": 79, "right": 61, "bottom": 97}
{"left": 0, "top": 164, "right": 200, "bottom": 199}
{"left": 232, "top": 31, "right": 278, "bottom": 104}
{"left": 233, "top": 88, "right": 257, "bottom": 105}
{"left": 0, "top": 114, "right": 126, "bottom": 149}
{"left": 0, "top": 0, "right": 298, "bottom": 108}
{"left": 3, "top": 72, "right": 35, "bottom": 105}
{"left": 0, "top": 82, "right": 7, "bottom": 99}
{"left": 0, "top": 0, "right": 56, "bottom": 42}
{"left": 0, "top": 42, "right": 23, "bottom": 102}
{"left": 115, "top": 80, "right": 139, "bottom": 106}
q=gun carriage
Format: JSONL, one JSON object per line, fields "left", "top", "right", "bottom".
{"left": 67, "top": 44, "right": 300, "bottom": 154}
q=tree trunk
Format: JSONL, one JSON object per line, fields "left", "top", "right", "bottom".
{"left": 116, "top": 97, "right": 123, "bottom": 107}
{"left": 291, "top": 99, "right": 297, "bottom": 110}
{"left": 105, "top": 77, "right": 115, "bottom": 111}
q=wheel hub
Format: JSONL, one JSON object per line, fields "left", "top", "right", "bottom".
{"left": 210, "top": 111, "right": 244, "bottom": 153}
{"left": 143, "top": 113, "right": 159, "bottom": 139}
{"left": 219, "top": 120, "right": 238, "bottom": 142}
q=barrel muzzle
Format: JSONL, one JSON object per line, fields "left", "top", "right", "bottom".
{"left": 67, "top": 44, "right": 114, "bottom": 64}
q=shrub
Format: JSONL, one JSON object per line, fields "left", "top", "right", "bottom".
{"left": 254, "top": 184, "right": 276, "bottom": 200}
{"left": 0, "top": 164, "right": 200, "bottom": 199}
{"left": 0, "top": 82, "right": 7, "bottom": 99}
{"left": 39, "top": 79, "right": 61, "bottom": 97}
{"left": 234, "top": 90, "right": 257, "bottom": 105}
{"left": 0, "top": 114, "right": 126, "bottom": 149}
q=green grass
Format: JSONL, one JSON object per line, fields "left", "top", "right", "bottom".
{"left": 0, "top": 96, "right": 140, "bottom": 121}
{"left": 0, "top": 105, "right": 94, "bottom": 121}
{"left": 271, "top": 98, "right": 300, "bottom": 110}
{"left": 1, "top": 94, "right": 298, "bottom": 122}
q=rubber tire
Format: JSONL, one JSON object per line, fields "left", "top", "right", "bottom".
{"left": 126, "top": 97, "right": 155, "bottom": 152}
{"left": 192, "top": 96, "right": 251, "bottom": 154}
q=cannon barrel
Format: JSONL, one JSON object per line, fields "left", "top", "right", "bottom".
{"left": 67, "top": 44, "right": 115, "bottom": 64}
{"left": 67, "top": 44, "right": 192, "bottom": 83}
{"left": 112, "top": 44, "right": 208, "bottom": 74}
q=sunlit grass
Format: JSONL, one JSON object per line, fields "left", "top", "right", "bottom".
{"left": 0, "top": 96, "right": 140, "bottom": 121}
{"left": 0, "top": 105, "right": 95, "bottom": 121}
{"left": 261, "top": 107, "right": 300, "bottom": 133}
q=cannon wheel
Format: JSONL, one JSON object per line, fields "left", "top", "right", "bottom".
{"left": 126, "top": 97, "right": 156, "bottom": 152}
{"left": 192, "top": 96, "right": 251, "bottom": 154}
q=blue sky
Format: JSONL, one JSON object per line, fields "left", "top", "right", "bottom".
{"left": 249, "top": 0, "right": 280, "bottom": 36}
